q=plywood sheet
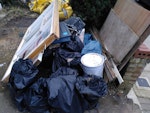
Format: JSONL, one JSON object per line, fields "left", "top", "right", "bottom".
{"left": 99, "top": 9, "right": 139, "bottom": 63}
{"left": 114, "top": 0, "right": 150, "bottom": 37}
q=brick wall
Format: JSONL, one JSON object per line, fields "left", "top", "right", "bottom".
{"left": 134, "top": 44, "right": 150, "bottom": 59}
{"left": 118, "top": 43, "right": 150, "bottom": 94}
{"left": 118, "top": 57, "right": 147, "bottom": 94}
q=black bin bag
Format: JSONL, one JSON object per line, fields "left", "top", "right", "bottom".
{"left": 76, "top": 75, "right": 108, "bottom": 109}
{"left": 9, "top": 58, "right": 38, "bottom": 90}
{"left": 46, "top": 67, "right": 87, "bottom": 113}
{"left": 24, "top": 78, "right": 50, "bottom": 113}
{"left": 9, "top": 59, "right": 39, "bottom": 111}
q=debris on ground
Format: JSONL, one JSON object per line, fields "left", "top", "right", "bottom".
{"left": 1, "top": 0, "right": 149, "bottom": 113}
{"left": 4, "top": 1, "right": 108, "bottom": 113}
{"left": 8, "top": 18, "right": 108, "bottom": 113}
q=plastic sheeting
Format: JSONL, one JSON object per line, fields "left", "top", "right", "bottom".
{"left": 81, "top": 33, "right": 102, "bottom": 55}
{"left": 24, "top": 78, "right": 50, "bottom": 113}
{"left": 61, "top": 36, "right": 84, "bottom": 52}
{"left": 9, "top": 59, "right": 38, "bottom": 90}
{"left": 76, "top": 75, "right": 107, "bottom": 109}
{"left": 83, "top": 34, "right": 93, "bottom": 45}
{"left": 39, "top": 35, "right": 83, "bottom": 73}
{"left": 81, "top": 40, "right": 102, "bottom": 55}
{"left": 47, "top": 67, "right": 86, "bottom": 113}
{"left": 52, "top": 49, "right": 81, "bottom": 72}
{"left": 9, "top": 59, "right": 39, "bottom": 112}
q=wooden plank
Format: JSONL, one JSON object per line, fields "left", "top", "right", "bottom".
{"left": 104, "top": 59, "right": 116, "bottom": 82}
{"left": 17, "top": 0, "right": 59, "bottom": 59}
{"left": 111, "top": 59, "right": 124, "bottom": 84}
{"left": 25, "top": 0, "right": 59, "bottom": 60}
{"left": 14, "top": 2, "right": 54, "bottom": 58}
{"left": 1, "top": 0, "right": 59, "bottom": 82}
{"left": 104, "top": 65, "right": 113, "bottom": 82}
{"left": 104, "top": 55, "right": 124, "bottom": 84}
{"left": 99, "top": 9, "right": 139, "bottom": 63}
{"left": 114, "top": 0, "right": 150, "bottom": 37}
{"left": 25, "top": 34, "right": 56, "bottom": 59}
{"left": 51, "top": 0, "right": 59, "bottom": 38}
{"left": 118, "top": 25, "right": 150, "bottom": 71}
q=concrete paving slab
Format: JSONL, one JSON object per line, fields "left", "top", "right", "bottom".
{"left": 144, "top": 35, "right": 150, "bottom": 49}
{"left": 128, "top": 62, "right": 150, "bottom": 113}
{"left": 133, "top": 84, "right": 150, "bottom": 98}
{"left": 97, "top": 94, "right": 141, "bottom": 113}
{"left": 127, "top": 88, "right": 141, "bottom": 109}
{"left": 140, "top": 103, "right": 150, "bottom": 111}
{"left": 142, "top": 63, "right": 150, "bottom": 72}
{"left": 138, "top": 97, "right": 150, "bottom": 104}
{"left": 142, "top": 110, "right": 150, "bottom": 113}
{"left": 140, "top": 72, "right": 150, "bottom": 80}
{"left": 0, "top": 88, "right": 28, "bottom": 113}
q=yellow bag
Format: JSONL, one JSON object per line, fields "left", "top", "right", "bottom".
{"left": 58, "top": 0, "right": 73, "bottom": 20}
{"left": 28, "top": 0, "right": 52, "bottom": 13}
{"left": 28, "top": 0, "right": 73, "bottom": 19}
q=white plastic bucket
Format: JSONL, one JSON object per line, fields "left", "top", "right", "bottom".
{"left": 81, "top": 53, "right": 105, "bottom": 77}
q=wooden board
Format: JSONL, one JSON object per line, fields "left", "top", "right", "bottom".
{"left": 1, "top": 0, "right": 59, "bottom": 82}
{"left": 25, "top": 0, "right": 59, "bottom": 59}
{"left": 99, "top": 9, "right": 139, "bottom": 63}
{"left": 118, "top": 25, "right": 150, "bottom": 71}
{"left": 114, "top": 0, "right": 150, "bottom": 37}
{"left": 18, "top": 0, "right": 59, "bottom": 60}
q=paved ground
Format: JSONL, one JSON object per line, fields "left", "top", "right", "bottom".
{"left": 128, "top": 62, "right": 150, "bottom": 113}
{"left": 144, "top": 35, "right": 150, "bottom": 49}
{"left": 127, "top": 35, "right": 150, "bottom": 113}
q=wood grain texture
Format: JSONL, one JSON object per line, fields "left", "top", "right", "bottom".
{"left": 118, "top": 25, "right": 150, "bottom": 71}
{"left": 51, "top": 0, "right": 59, "bottom": 38}
{"left": 100, "top": 9, "right": 139, "bottom": 63}
{"left": 114, "top": 0, "right": 150, "bottom": 37}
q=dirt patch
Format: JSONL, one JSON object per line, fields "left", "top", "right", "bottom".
{"left": 0, "top": 6, "right": 37, "bottom": 80}
{"left": 0, "top": 27, "right": 21, "bottom": 79}
{"left": 5, "top": 17, "right": 36, "bottom": 27}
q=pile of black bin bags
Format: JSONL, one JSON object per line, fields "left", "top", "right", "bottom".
{"left": 9, "top": 17, "right": 107, "bottom": 113}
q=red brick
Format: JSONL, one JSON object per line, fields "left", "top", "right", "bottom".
{"left": 134, "top": 43, "right": 150, "bottom": 59}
